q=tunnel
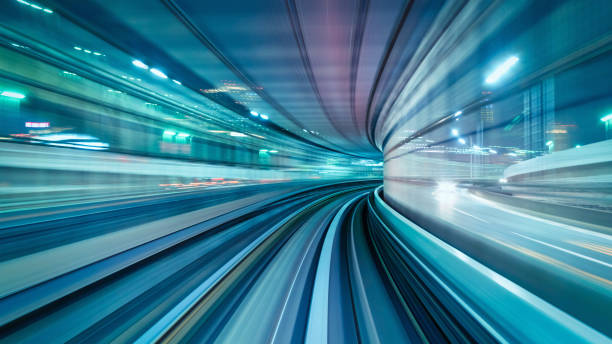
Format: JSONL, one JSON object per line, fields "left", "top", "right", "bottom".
{"left": 0, "top": 0, "right": 611, "bottom": 343}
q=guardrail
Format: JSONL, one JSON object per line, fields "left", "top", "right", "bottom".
{"left": 370, "top": 186, "right": 608, "bottom": 343}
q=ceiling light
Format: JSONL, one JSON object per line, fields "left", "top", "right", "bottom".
{"left": 150, "top": 68, "right": 167, "bottom": 79}
{"left": 260, "top": 114, "right": 269, "bottom": 120}
{"left": 1, "top": 91, "right": 26, "bottom": 99}
{"left": 172, "top": 79, "right": 182, "bottom": 85}
{"left": 132, "top": 59, "right": 148, "bottom": 69}
{"left": 485, "top": 56, "right": 519, "bottom": 84}
{"left": 250, "top": 111, "right": 259, "bottom": 117}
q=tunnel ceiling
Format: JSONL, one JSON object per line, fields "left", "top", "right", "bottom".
{"left": 45, "top": 0, "right": 425, "bottom": 160}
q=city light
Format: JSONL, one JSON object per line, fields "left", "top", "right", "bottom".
{"left": 458, "top": 138, "right": 466, "bottom": 144}
{"left": 172, "top": 79, "right": 182, "bottom": 85}
{"left": 485, "top": 56, "right": 519, "bottom": 84}
{"left": 1, "top": 91, "right": 26, "bottom": 99}
{"left": 600, "top": 113, "right": 612, "bottom": 122}
{"left": 260, "top": 114, "right": 269, "bottom": 120}
{"left": 25, "top": 122, "right": 49, "bottom": 128}
{"left": 132, "top": 60, "right": 148, "bottom": 69}
{"left": 150, "top": 68, "right": 168, "bottom": 79}
{"left": 451, "top": 129, "right": 459, "bottom": 136}
{"left": 250, "top": 111, "right": 259, "bottom": 117}
{"left": 16, "top": 0, "right": 53, "bottom": 13}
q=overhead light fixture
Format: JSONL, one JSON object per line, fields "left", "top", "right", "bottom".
{"left": 600, "top": 113, "right": 612, "bottom": 122}
{"left": 149, "top": 68, "right": 167, "bottom": 79}
{"left": 132, "top": 59, "right": 148, "bottom": 69}
{"left": 485, "top": 56, "right": 519, "bottom": 84}
{"left": 458, "top": 138, "right": 466, "bottom": 145}
{"left": 177, "top": 133, "right": 190, "bottom": 137}
{"left": 451, "top": 129, "right": 459, "bottom": 136}
{"left": 260, "top": 114, "right": 269, "bottom": 120}
{"left": 1, "top": 91, "right": 26, "bottom": 99}
{"left": 269, "top": 150, "right": 278, "bottom": 153}
{"left": 250, "top": 111, "right": 259, "bottom": 117}
{"left": 453, "top": 110, "right": 463, "bottom": 117}
{"left": 73, "top": 46, "right": 82, "bottom": 51}
{"left": 545, "top": 140, "right": 553, "bottom": 146}
{"left": 230, "top": 132, "right": 247, "bottom": 137}
{"left": 163, "top": 130, "right": 176, "bottom": 136}
{"left": 172, "top": 79, "right": 182, "bottom": 85}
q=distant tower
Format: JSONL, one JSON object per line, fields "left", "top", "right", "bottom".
{"left": 523, "top": 77, "right": 555, "bottom": 157}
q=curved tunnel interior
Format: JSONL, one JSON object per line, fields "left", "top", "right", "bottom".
{"left": 0, "top": 0, "right": 611, "bottom": 343}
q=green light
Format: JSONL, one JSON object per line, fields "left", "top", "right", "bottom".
{"left": 1, "top": 91, "right": 26, "bottom": 99}
{"left": 601, "top": 113, "right": 612, "bottom": 122}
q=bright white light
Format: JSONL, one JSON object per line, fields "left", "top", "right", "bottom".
{"left": 43, "top": 8, "right": 52, "bottom": 13}
{"left": 575, "top": 145, "right": 581, "bottom": 148}
{"left": 83, "top": 49, "right": 91, "bottom": 54}
{"left": 1, "top": 91, "right": 26, "bottom": 99}
{"left": 601, "top": 114, "right": 612, "bottom": 122}
{"left": 172, "top": 79, "right": 182, "bottom": 85}
{"left": 545, "top": 140, "right": 553, "bottom": 146}
{"left": 230, "top": 132, "right": 247, "bottom": 137}
{"left": 269, "top": 150, "right": 278, "bottom": 153}
{"left": 436, "top": 181, "right": 457, "bottom": 193}
{"left": 451, "top": 129, "right": 459, "bottom": 136}
{"left": 30, "top": 4, "right": 42, "bottom": 9}
{"left": 473, "top": 145, "right": 480, "bottom": 150}
{"left": 485, "top": 56, "right": 519, "bottom": 84}
{"left": 163, "top": 130, "right": 176, "bottom": 136}
{"left": 250, "top": 111, "right": 259, "bottom": 117}
{"left": 17, "top": 0, "right": 30, "bottom": 5}
{"left": 489, "top": 149, "right": 498, "bottom": 154}
{"left": 132, "top": 59, "right": 148, "bottom": 69}
{"left": 458, "top": 138, "right": 466, "bottom": 144}
{"left": 150, "top": 68, "right": 167, "bottom": 79}
{"left": 260, "top": 114, "right": 269, "bottom": 120}
{"left": 453, "top": 111, "right": 463, "bottom": 117}
{"left": 259, "top": 149, "right": 268, "bottom": 152}
{"left": 433, "top": 181, "right": 459, "bottom": 206}
{"left": 73, "top": 46, "right": 82, "bottom": 50}
{"left": 177, "top": 133, "right": 189, "bottom": 137}
{"left": 93, "top": 52, "right": 102, "bottom": 56}
{"left": 499, "top": 178, "right": 508, "bottom": 183}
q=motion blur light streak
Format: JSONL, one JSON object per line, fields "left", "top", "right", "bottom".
{"left": 1, "top": 91, "right": 26, "bottom": 99}
{"left": 132, "top": 59, "right": 148, "bottom": 69}
{"left": 149, "top": 68, "right": 168, "bottom": 79}
{"left": 485, "top": 56, "right": 519, "bottom": 84}
{"left": 0, "top": 0, "right": 611, "bottom": 343}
